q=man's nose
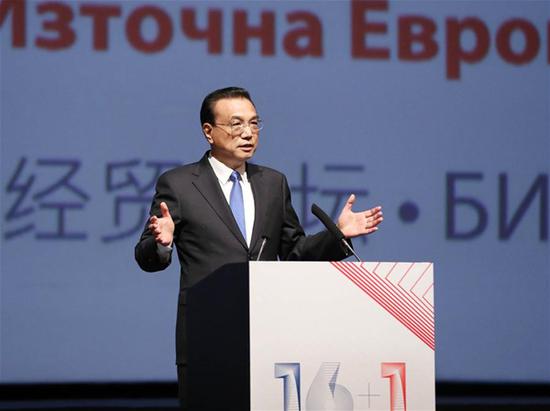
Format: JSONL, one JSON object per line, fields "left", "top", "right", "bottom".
{"left": 241, "top": 125, "right": 253, "bottom": 138}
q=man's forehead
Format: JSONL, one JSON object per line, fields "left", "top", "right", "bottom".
{"left": 213, "top": 97, "right": 256, "bottom": 118}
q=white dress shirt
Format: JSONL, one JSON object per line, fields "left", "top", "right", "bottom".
{"left": 207, "top": 155, "right": 255, "bottom": 246}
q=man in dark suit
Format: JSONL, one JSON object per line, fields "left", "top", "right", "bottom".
{"left": 135, "top": 87, "right": 383, "bottom": 409}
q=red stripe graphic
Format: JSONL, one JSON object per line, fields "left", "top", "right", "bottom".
{"left": 366, "top": 263, "right": 434, "bottom": 330}
{"left": 353, "top": 263, "right": 435, "bottom": 336}
{"left": 336, "top": 263, "right": 434, "bottom": 348}
{"left": 333, "top": 262, "right": 434, "bottom": 349}
{"left": 342, "top": 263, "right": 434, "bottom": 344}
{"left": 378, "top": 263, "right": 434, "bottom": 324}
{"left": 331, "top": 262, "right": 435, "bottom": 351}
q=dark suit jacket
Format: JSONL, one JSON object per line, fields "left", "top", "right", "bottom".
{"left": 135, "top": 152, "right": 350, "bottom": 364}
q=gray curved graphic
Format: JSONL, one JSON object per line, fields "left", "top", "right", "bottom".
{"left": 306, "top": 362, "right": 353, "bottom": 410}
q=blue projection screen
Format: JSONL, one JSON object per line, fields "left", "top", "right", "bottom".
{"left": 1, "top": 0, "right": 549, "bottom": 383}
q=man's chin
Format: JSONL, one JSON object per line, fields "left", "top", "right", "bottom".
{"left": 239, "top": 148, "right": 256, "bottom": 159}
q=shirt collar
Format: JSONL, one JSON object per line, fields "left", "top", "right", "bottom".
{"left": 208, "top": 153, "right": 248, "bottom": 184}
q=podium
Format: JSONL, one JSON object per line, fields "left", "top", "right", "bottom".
{"left": 185, "top": 262, "right": 435, "bottom": 410}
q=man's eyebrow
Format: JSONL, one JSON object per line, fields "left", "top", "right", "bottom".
{"left": 230, "top": 115, "right": 259, "bottom": 120}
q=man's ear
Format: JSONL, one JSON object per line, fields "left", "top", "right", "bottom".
{"left": 202, "top": 123, "right": 214, "bottom": 144}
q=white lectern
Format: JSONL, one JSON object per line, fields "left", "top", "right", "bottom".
{"left": 184, "top": 261, "right": 434, "bottom": 410}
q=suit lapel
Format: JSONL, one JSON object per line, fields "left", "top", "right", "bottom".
{"left": 192, "top": 153, "right": 248, "bottom": 250}
{"left": 248, "top": 163, "right": 267, "bottom": 252}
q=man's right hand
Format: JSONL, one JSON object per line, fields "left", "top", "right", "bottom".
{"left": 148, "top": 201, "right": 175, "bottom": 246}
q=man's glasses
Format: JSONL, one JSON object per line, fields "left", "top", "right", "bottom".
{"left": 214, "top": 119, "right": 263, "bottom": 135}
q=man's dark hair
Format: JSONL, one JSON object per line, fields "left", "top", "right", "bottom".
{"left": 200, "top": 87, "right": 255, "bottom": 125}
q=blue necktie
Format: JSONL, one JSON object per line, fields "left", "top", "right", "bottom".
{"left": 229, "top": 171, "right": 246, "bottom": 241}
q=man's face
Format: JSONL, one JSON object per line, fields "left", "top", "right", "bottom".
{"left": 203, "top": 97, "right": 259, "bottom": 169}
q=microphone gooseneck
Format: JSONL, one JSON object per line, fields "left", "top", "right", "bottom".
{"left": 256, "top": 236, "right": 269, "bottom": 261}
{"left": 311, "top": 203, "right": 362, "bottom": 262}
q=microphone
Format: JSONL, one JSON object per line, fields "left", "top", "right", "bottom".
{"left": 256, "top": 236, "right": 269, "bottom": 261}
{"left": 311, "top": 203, "right": 361, "bottom": 262}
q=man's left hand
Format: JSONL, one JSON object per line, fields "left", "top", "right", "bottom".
{"left": 337, "top": 194, "right": 383, "bottom": 238}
